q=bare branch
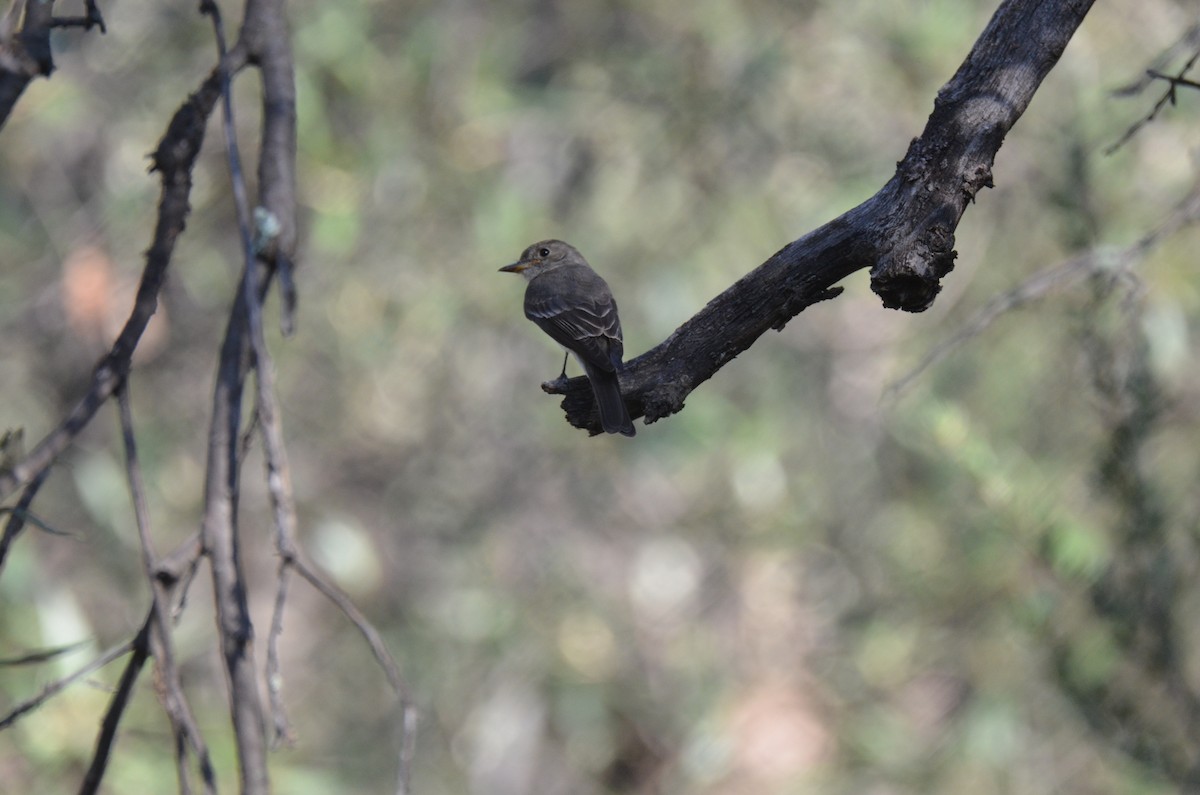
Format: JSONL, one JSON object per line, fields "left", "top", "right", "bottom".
{"left": 2, "top": 1, "right": 403, "bottom": 791}
{"left": 290, "top": 555, "right": 419, "bottom": 795}
{"left": 200, "top": 266, "right": 270, "bottom": 795}
{"left": 0, "top": 639, "right": 89, "bottom": 666}
{"left": 49, "top": 0, "right": 106, "bottom": 33}
{"left": 887, "top": 177, "right": 1200, "bottom": 396}
{"left": 265, "top": 562, "right": 295, "bottom": 746}
{"left": 0, "top": 0, "right": 107, "bottom": 128}
{"left": 548, "top": 0, "right": 1098, "bottom": 434}
{"left": 0, "top": 0, "right": 54, "bottom": 127}
{"left": 195, "top": 0, "right": 300, "bottom": 788}
{"left": 0, "top": 638, "right": 134, "bottom": 730}
{"left": 0, "top": 529, "right": 204, "bottom": 733}
{"left": 0, "top": 53, "right": 247, "bottom": 504}
{"left": 216, "top": 0, "right": 303, "bottom": 732}
{"left": 1107, "top": 23, "right": 1200, "bottom": 154}
{"left": 0, "top": 468, "right": 52, "bottom": 572}
{"left": 204, "top": 1, "right": 413, "bottom": 785}
{"left": 77, "top": 619, "right": 152, "bottom": 795}
{"left": 116, "top": 386, "right": 216, "bottom": 795}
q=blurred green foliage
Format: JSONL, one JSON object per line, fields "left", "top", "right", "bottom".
{"left": 2, "top": 0, "right": 1200, "bottom": 793}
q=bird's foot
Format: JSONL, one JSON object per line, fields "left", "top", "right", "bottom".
{"left": 541, "top": 373, "right": 571, "bottom": 394}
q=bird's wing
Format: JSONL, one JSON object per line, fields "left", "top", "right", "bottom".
{"left": 525, "top": 288, "right": 624, "bottom": 373}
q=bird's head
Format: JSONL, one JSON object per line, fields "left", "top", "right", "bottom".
{"left": 499, "top": 239, "right": 580, "bottom": 279}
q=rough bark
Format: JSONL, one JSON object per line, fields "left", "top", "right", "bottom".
{"left": 550, "top": 0, "right": 1097, "bottom": 434}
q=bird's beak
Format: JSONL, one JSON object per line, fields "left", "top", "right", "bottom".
{"left": 498, "top": 260, "right": 528, "bottom": 274}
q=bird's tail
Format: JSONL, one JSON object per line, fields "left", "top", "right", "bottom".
{"left": 583, "top": 363, "right": 635, "bottom": 437}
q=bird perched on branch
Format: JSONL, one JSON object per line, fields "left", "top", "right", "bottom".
{"left": 500, "top": 240, "right": 636, "bottom": 436}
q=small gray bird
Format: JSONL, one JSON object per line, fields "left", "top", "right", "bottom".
{"left": 500, "top": 240, "right": 636, "bottom": 436}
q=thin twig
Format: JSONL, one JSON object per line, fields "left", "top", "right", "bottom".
{"left": 77, "top": 618, "right": 152, "bottom": 795}
{"left": 0, "top": 467, "right": 50, "bottom": 572}
{"left": 291, "top": 557, "right": 405, "bottom": 698}
{"left": 0, "top": 534, "right": 206, "bottom": 735}
{"left": 116, "top": 385, "right": 216, "bottom": 795}
{"left": 886, "top": 252, "right": 1098, "bottom": 398}
{"left": 210, "top": 0, "right": 370, "bottom": 765}
{"left": 1107, "top": 45, "right": 1200, "bottom": 154}
{"left": 266, "top": 561, "right": 294, "bottom": 746}
{"left": 0, "top": 505, "right": 72, "bottom": 536}
{"left": 48, "top": 0, "right": 107, "bottom": 33}
{"left": 156, "top": 533, "right": 205, "bottom": 620}
{"left": 1146, "top": 70, "right": 1200, "bottom": 92}
{"left": 238, "top": 404, "right": 260, "bottom": 466}
{"left": 0, "top": 638, "right": 135, "bottom": 730}
{"left": 0, "top": 639, "right": 89, "bottom": 666}
{"left": 291, "top": 554, "right": 417, "bottom": 795}
{"left": 886, "top": 178, "right": 1200, "bottom": 397}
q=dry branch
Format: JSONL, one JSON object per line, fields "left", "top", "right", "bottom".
{"left": 549, "top": 0, "right": 1097, "bottom": 434}
{"left": 0, "top": 60, "right": 239, "bottom": 504}
{"left": 197, "top": 2, "right": 288, "bottom": 789}
{"left": 0, "top": 0, "right": 106, "bottom": 127}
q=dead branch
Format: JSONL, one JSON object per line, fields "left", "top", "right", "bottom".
{"left": 116, "top": 386, "right": 216, "bottom": 794}
{"left": 0, "top": 56, "right": 244, "bottom": 504}
{"left": 548, "top": 0, "right": 1097, "bottom": 434}
{"left": 1107, "top": 22, "right": 1200, "bottom": 154}
{"left": 0, "top": 638, "right": 134, "bottom": 730}
{"left": 0, "top": 0, "right": 106, "bottom": 127}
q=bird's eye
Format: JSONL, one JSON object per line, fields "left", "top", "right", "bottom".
{"left": 538, "top": 247, "right": 551, "bottom": 258}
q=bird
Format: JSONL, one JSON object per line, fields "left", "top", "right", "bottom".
{"left": 500, "top": 239, "right": 636, "bottom": 436}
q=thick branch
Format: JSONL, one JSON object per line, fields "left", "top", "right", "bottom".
{"left": 870, "top": 0, "right": 1097, "bottom": 308}
{"left": 238, "top": 0, "right": 298, "bottom": 257}
{"left": 551, "top": 0, "right": 1096, "bottom": 434}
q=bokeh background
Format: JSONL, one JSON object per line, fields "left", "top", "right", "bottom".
{"left": 3, "top": 0, "right": 1200, "bottom": 792}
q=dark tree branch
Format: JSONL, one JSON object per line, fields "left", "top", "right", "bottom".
{"left": 545, "top": 0, "right": 1097, "bottom": 434}
{"left": 196, "top": 0, "right": 301, "bottom": 790}
{"left": 0, "top": 639, "right": 88, "bottom": 666}
{"left": 237, "top": 0, "right": 298, "bottom": 259}
{"left": 50, "top": 0, "right": 106, "bottom": 33}
{"left": 1, "top": 0, "right": 411, "bottom": 791}
{"left": 204, "top": 4, "right": 416, "bottom": 789}
{"left": 0, "top": 0, "right": 106, "bottom": 128}
{"left": 77, "top": 617, "right": 152, "bottom": 795}
{"left": 201, "top": 261, "right": 270, "bottom": 795}
{"left": 0, "top": 467, "right": 50, "bottom": 572}
{"left": 0, "top": 56, "right": 244, "bottom": 503}
{"left": 0, "top": 1, "right": 55, "bottom": 126}
{"left": 0, "top": 532, "right": 203, "bottom": 732}
{"left": 201, "top": 0, "right": 288, "bottom": 776}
